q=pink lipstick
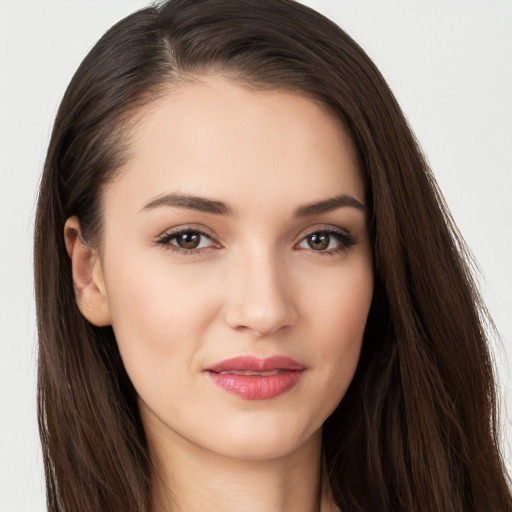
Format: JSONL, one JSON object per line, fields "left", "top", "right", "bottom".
{"left": 205, "top": 356, "right": 305, "bottom": 400}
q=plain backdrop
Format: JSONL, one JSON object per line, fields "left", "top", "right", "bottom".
{"left": 1, "top": 1, "right": 510, "bottom": 510}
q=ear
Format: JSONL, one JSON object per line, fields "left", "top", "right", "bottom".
{"left": 64, "top": 216, "right": 111, "bottom": 326}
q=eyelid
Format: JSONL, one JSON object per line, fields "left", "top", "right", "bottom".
{"left": 157, "top": 224, "right": 218, "bottom": 240}
{"left": 299, "top": 224, "right": 351, "bottom": 239}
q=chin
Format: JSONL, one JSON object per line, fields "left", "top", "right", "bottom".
{"left": 202, "top": 419, "right": 321, "bottom": 462}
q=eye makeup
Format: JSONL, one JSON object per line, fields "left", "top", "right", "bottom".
{"left": 155, "top": 224, "right": 358, "bottom": 257}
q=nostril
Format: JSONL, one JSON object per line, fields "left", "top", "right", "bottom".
{"left": 224, "top": 304, "right": 295, "bottom": 338}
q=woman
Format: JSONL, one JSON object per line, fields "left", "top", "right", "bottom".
{"left": 33, "top": 0, "right": 512, "bottom": 510}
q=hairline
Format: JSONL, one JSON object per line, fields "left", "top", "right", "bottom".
{"left": 89, "top": 69, "right": 361, "bottom": 255}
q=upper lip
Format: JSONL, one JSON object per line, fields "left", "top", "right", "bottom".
{"left": 205, "top": 356, "right": 306, "bottom": 373}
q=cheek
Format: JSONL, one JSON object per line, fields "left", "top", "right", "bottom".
{"left": 103, "top": 254, "right": 221, "bottom": 374}
{"left": 311, "top": 258, "right": 373, "bottom": 340}
{"left": 307, "top": 261, "right": 373, "bottom": 390}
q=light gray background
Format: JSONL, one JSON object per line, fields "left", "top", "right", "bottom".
{"left": 1, "top": 1, "right": 510, "bottom": 510}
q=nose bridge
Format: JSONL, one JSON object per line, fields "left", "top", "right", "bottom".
{"left": 223, "top": 238, "right": 297, "bottom": 337}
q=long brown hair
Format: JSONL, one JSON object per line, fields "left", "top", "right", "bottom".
{"left": 34, "top": 0, "right": 512, "bottom": 510}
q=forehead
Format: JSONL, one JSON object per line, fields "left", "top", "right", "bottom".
{"left": 106, "top": 75, "right": 364, "bottom": 217}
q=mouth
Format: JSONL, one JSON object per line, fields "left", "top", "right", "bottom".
{"left": 204, "top": 356, "right": 306, "bottom": 400}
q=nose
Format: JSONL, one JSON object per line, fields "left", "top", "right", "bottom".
{"left": 223, "top": 246, "right": 298, "bottom": 338}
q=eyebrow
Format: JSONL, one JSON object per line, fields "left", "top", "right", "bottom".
{"left": 140, "top": 192, "right": 366, "bottom": 217}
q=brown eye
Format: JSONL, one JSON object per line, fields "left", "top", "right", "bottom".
{"left": 176, "top": 231, "right": 202, "bottom": 249}
{"left": 297, "top": 228, "right": 357, "bottom": 255}
{"left": 306, "top": 233, "right": 330, "bottom": 251}
{"left": 157, "top": 228, "right": 217, "bottom": 254}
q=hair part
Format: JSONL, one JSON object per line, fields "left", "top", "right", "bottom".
{"left": 34, "top": 1, "right": 511, "bottom": 510}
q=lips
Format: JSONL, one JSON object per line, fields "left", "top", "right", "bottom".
{"left": 204, "top": 356, "right": 306, "bottom": 400}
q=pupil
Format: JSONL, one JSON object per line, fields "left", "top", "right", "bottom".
{"left": 309, "top": 233, "right": 329, "bottom": 250}
{"left": 179, "top": 232, "right": 200, "bottom": 249}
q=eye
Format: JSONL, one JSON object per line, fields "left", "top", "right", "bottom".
{"left": 156, "top": 228, "right": 219, "bottom": 254}
{"left": 296, "top": 228, "right": 357, "bottom": 255}
{"left": 156, "top": 226, "right": 357, "bottom": 256}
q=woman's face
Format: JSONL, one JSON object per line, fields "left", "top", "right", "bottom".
{"left": 96, "top": 75, "right": 373, "bottom": 461}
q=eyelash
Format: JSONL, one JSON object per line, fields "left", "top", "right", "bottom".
{"left": 155, "top": 226, "right": 358, "bottom": 257}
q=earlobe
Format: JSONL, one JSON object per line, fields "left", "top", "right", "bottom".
{"left": 64, "top": 216, "right": 111, "bottom": 327}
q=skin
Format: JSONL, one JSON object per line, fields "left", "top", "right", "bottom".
{"left": 65, "top": 75, "right": 374, "bottom": 512}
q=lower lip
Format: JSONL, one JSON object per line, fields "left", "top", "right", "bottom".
{"left": 206, "top": 370, "right": 304, "bottom": 400}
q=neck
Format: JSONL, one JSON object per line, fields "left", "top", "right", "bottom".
{"left": 148, "top": 427, "right": 336, "bottom": 512}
